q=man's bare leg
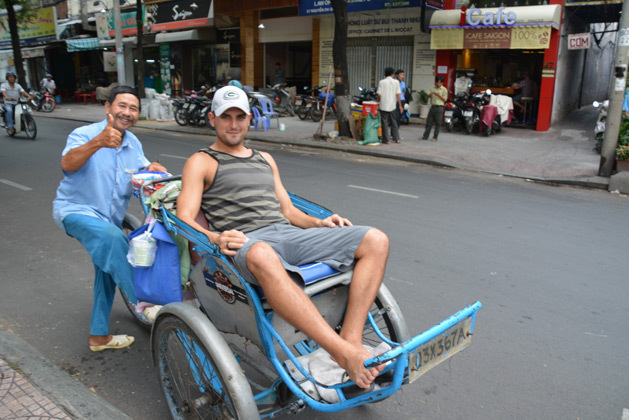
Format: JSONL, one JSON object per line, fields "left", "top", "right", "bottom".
{"left": 247, "top": 241, "right": 385, "bottom": 389}
{"left": 338, "top": 228, "right": 389, "bottom": 346}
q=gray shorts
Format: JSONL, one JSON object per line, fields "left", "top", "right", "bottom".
{"left": 231, "top": 223, "right": 371, "bottom": 285}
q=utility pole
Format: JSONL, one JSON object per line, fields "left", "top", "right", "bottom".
{"left": 114, "top": 0, "right": 126, "bottom": 85}
{"left": 599, "top": 3, "right": 629, "bottom": 176}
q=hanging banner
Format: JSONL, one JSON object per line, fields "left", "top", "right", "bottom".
{"left": 0, "top": 7, "right": 57, "bottom": 47}
{"left": 299, "top": 0, "right": 427, "bottom": 16}
{"left": 160, "top": 43, "right": 172, "bottom": 97}
{"left": 103, "top": 51, "right": 117, "bottom": 72}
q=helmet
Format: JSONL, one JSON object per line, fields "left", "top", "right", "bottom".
{"left": 5, "top": 72, "right": 16, "bottom": 79}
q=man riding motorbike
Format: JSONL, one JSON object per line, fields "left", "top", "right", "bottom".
{"left": 1, "top": 72, "right": 33, "bottom": 135}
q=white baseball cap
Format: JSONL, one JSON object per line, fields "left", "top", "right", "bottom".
{"left": 211, "top": 85, "right": 250, "bottom": 116}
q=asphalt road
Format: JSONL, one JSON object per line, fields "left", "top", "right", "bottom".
{"left": 0, "top": 118, "right": 627, "bottom": 420}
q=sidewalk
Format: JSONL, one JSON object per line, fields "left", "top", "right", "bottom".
{"left": 44, "top": 101, "right": 615, "bottom": 190}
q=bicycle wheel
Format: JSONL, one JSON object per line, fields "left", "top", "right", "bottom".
{"left": 41, "top": 99, "right": 55, "bottom": 113}
{"left": 362, "top": 286, "right": 409, "bottom": 347}
{"left": 120, "top": 215, "right": 152, "bottom": 330}
{"left": 154, "top": 314, "right": 260, "bottom": 420}
{"left": 22, "top": 114, "right": 37, "bottom": 140}
{"left": 174, "top": 108, "right": 188, "bottom": 126}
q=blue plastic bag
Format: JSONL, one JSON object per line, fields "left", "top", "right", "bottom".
{"left": 128, "top": 221, "right": 182, "bottom": 305}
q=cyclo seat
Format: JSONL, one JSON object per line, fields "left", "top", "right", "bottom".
{"left": 188, "top": 208, "right": 348, "bottom": 300}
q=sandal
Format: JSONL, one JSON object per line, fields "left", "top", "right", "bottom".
{"left": 89, "top": 334, "right": 135, "bottom": 352}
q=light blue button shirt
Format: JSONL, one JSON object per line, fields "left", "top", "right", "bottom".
{"left": 53, "top": 119, "right": 150, "bottom": 229}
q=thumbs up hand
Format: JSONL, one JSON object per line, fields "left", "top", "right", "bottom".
{"left": 99, "top": 114, "right": 123, "bottom": 149}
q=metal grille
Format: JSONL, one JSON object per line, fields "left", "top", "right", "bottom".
{"left": 347, "top": 36, "right": 413, "bottom": 94}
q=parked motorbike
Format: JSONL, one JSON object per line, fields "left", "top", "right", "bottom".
{"left": 29, "top": 88, "right": 55, "bottom": 113}
{"left": 250, "top": 83, "right": 295, "bottom": 116}
{"left": 295, "top": 85, "right": 325, "bottom": 121}
{"left": 399, "top": 103, "right": 410, "bottom": 125}
{"left": 443, "top": 91, "right": 468, "bottom": 132}
{"left": 0, "top": 97, "right": 37, "bottom": 139}
{"left": 173, "top": 87, "right": 213, "bottom": 128}
{"left": 593, "top": 100, "right": 608, "bottom": 153}
{"left": 352, "top": 86, "right": 377, "bottom": 105}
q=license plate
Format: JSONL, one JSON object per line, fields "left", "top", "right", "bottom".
{"left": 183, "top": 103, "right": 190, "bottom": 109}
{"left": 444, "top": 110, "right": 453, "bottom": 117}
{"left": 408, "top": 317, "right": 472, "bottom": 383}
{"left": 463, "top": 110, "right": 473, "bottom": 117}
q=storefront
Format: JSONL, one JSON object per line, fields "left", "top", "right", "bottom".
{"left": 429, "top": 4, "right": 562, "bottom": 131}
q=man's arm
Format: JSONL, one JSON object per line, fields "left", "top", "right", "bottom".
{"left": 261, "top": 151, "right": 352, "bottom": 229}
{"left": 61, "top": 115, "right": 123, "bottom": 172}
{"left": 177, "top": 153, "right": 248, "bottom": 256}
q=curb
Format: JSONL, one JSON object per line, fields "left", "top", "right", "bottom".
{"left": 0, "top": 329, "right": 132, "bottom": 420}
{"left": 38, "top": 112, "right": 610, "bottom": 190}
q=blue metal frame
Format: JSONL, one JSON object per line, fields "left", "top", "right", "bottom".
{"left": 158, "top": 207, "right": 482, "bottom": 414}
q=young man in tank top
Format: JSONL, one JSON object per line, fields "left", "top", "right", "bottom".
{"left": 177, "top": 86, "right": 389, "bottom": 389}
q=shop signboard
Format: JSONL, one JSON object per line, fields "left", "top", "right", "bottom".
{"left": 565, "top": 0, "right": 621, "bottom": 4}
{"left": 567, "top": 33, "right": 591, "bottom": 50}
{"left": 432, "top": 26, "right": 551, "bottom": 49}
{"left": 348, "top": 13, "right": 422, "bottom": 37}
{"left": 300, "top": 0, "right": 426, "bottom": 16}
{"left": 217, "top": 28, "right": 240, "bottom": 44}
{"left": 145, "top": 0, "right": 213, "bottom": 33}
{"left": 96, "top": 9, "right": 143, "bottom": 38}
{"left": 0, "top": 6, "right": 57, "bottom": 47}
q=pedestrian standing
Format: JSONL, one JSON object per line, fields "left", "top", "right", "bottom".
{"left": 377, "top": 67, "right": 403, "bottom": 144}
{"left": 52, "top": 85, "right": 167, "bottom": 352}
{"left": 395, "top": 69, "right": 407, "bottom": 127}
{"left": 421, "top": 76, "right": 448, "bottom": 142}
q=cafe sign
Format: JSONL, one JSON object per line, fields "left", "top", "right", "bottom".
{"left": 432, "top": 26, "right": 551, "bottom": 49}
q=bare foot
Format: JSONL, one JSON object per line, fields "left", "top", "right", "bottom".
{"left": 88, "top": 334, "right": 112, "bottom": 347}
{"left": 335, "top": 344, "right": 386, "bottom": 389}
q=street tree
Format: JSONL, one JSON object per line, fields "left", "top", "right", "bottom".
{"left": 135, "top": 0, "right": 144, "bottom": 98}
{"left": 331, "top": 0, "right": 358, "bottom": 139}
{"left": 0, "top": 0, "right": 35, "bottom": 86}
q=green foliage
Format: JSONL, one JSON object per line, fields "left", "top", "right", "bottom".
{"left": 0, "top": 0, "right": 38, "bottom": 31}
{"left": 617, "top": 115, "right": 629, "bottom": 160}
{"left": 416, "top": 90, "right": 429, "bottom": 105}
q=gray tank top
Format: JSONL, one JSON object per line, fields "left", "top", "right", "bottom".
{"left": 199, "top": 147, "right": 288, "bottom": 233}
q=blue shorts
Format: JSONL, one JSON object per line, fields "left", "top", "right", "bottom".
{"left": 231, "top": 223, "right": 371, "bottom": 285}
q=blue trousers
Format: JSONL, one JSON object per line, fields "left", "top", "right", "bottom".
{"left": 63, "top": 214, "right": 137, "bottom": 336}
{"left": 4, "top": 103, "right": 15, "bottom": 128}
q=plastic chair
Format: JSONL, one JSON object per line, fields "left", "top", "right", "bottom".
{"left": 251, "top": 107, "right": 269, "bottom": 131}
{"left": 259, "top": 98, "right": 280, "bottom": 128}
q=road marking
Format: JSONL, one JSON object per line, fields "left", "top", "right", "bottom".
{"left": 622, "top": 408, "right": 629, "bottom": 420}
{"left": 0, "top": 179, "right": 32, "bottom": 191}
{"left": 348, "top": 184, "right": 418, "bottom": 198}
{"left": 160, "top": 154, "right": 188, "bottom": 160}
{"left": 584, "top": 332, "right": 608, "bottom": 338}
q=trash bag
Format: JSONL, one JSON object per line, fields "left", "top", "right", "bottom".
{"left": 358, "top": 114, "right": 381, "bottom": 145}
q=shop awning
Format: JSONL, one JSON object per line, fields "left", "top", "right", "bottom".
{"left": 65, "top": 38, "right": 101, "bottom": 52}
{"left": 429, "top": 5, "right": 561, "bottom": 50}
{"left": 99, "top": 37, "right": 138, "bottom": 47}
{"left": 155, "top": 29, "right": 212, "bottom": 43}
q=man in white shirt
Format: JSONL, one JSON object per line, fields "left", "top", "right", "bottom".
{"left": 376, "top": 67, "right": 402, "bottom": 144}
{"left": 40, "top": 73, "right": 56, "bottom": 94}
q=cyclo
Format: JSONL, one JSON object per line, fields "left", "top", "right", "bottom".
{"left": 123, "top": 174, "right": 482, "bottom": 419}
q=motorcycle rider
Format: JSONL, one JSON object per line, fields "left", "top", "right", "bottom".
{"left": 1, "top": 72, "right": 33, "bottom": 135}
{"left": 40, "top": 73, "right": 56, "bottom": 94}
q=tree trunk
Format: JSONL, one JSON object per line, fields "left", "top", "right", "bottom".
{"left": 136, "top": 3, "right": 145, "bottom": 98}
{"left": 6, "top": 0, "right": 26, "bottom": 88}
{"left": 330, "top": 0, "right": 358, "bottom": 139}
